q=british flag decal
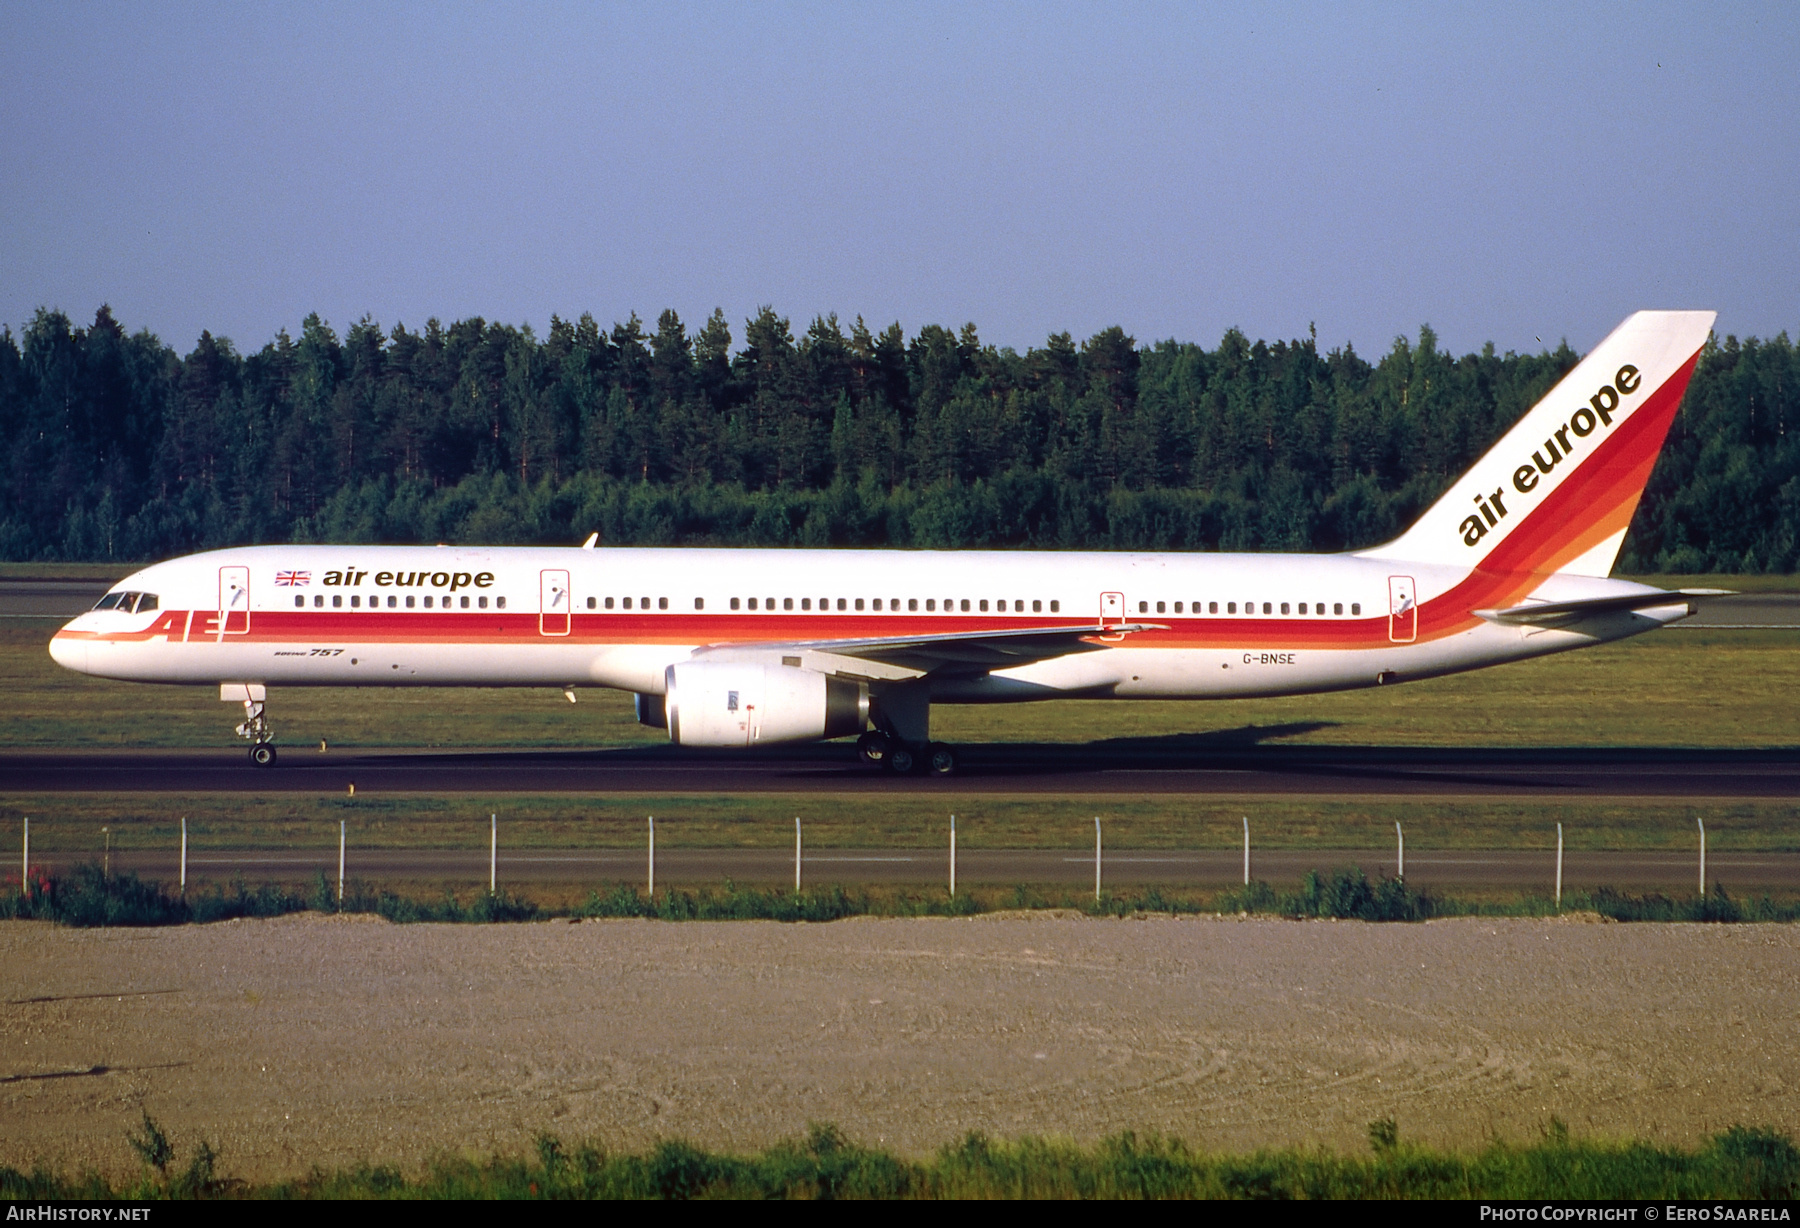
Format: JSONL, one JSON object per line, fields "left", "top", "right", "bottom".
{"left": 274, "top": 570, "right": 310, "bottom": 587}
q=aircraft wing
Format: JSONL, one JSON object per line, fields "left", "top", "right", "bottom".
{"left": 1474, "top": 589, "right": 1726, "bottom": 627}
{"left": 694, "top": 622, "right": 1166, "bottom": 678}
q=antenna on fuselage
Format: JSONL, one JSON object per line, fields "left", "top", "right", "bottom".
{"left": 580, "top": 532, "right": 598, "bottom": 550}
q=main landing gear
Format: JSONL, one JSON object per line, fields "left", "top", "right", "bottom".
{"left": 856, "top": 731, "right": 958, "bottom": 777}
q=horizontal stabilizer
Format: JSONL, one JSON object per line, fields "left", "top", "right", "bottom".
{"left": 1473, "top": 590, "right": 1718, "bottom": 627}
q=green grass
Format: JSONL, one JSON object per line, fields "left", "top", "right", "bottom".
{"left": 5, "top": 1117, "right": 1796, "bottom": 1199}
{"left": 8, "top": 862, "right": 1797, "bottom": 927}
{"left": 6, "top": 793, "right": 1798, "bottom": 853}
{"left": 6, "top": 620, "right": 1800, "bottom": 751}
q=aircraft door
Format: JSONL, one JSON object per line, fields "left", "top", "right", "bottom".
{"left": 1099, "top": 591, "right": 1125, "bottom": 640}
{"left": 539, "top": 569, "right": 571, "bottom": 636}
{"left": 217, "top": 566, "right": 250, "bottom": 638}
{"left": 1388, "top": 575, "right": 1417, "bottom": 643}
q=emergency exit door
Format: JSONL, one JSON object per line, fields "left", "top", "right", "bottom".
{"left": 539, "top": 569, "right": 571, "bottom": 636}
{"left": 1099, "top": 591, "right": 1125, "bottom": 640}
{"left": 1388, "top": 575, "right": 1417, "bottom": 643}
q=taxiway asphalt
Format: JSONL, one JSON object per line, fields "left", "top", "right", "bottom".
{"left": 3, "top": 742, "right": 1798, "bottom": 799}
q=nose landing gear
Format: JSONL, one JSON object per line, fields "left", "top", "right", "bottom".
{"left": 225, "top": 684, "right": 277, "bottom": 768}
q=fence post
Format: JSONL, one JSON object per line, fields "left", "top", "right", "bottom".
{"left": 180, "top": 817, "right": 188, "bottom": 897}
{"left": 1697, "top": 817, "right": 1706, "bottom": 896}
{"left": 337, "top": 819, "right": 345, "bottom": 905}
{"left": 1242, "top": 816, "right": 1250, "bottom": 886}
{"left": 1554, "top": 821, "right": 1563, "bottom": 909}
{"left": 490, "top": 814, "right": 497, "bottom": 895}
{"left": 1094, "top": 817, "right": 1102, "bottom": 902}
{"left": 794, "top": 817, "right": 802, "bottom": 893}
{"left": 949, "top": 815, "right": 956, "bottom": 898}
{"left": 1396, "top": 821, "right": 1404, "bottom": 881}
{"left": 647, "top": 815, "right": 655, "bottom": 898}
{"left": 21, "top": 816, "right": 27, "bottom": 897}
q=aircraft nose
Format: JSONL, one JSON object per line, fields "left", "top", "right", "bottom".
{"left": 48, "top": 629, "right": 89, "bottom": 674}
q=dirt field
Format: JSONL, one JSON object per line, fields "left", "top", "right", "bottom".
{"left": 2, "top": 914, "right": 1794, "bottom": 1181}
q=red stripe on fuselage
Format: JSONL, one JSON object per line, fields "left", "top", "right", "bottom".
{"left": 63, "top": 610, "right": 1401, "bottom": 650}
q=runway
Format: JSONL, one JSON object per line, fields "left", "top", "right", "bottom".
{"left": 25, "top": 846, "right": 1798, "bottom": 891}
{"left": 3, "top": 742, "right": 1799, "bottom": 799}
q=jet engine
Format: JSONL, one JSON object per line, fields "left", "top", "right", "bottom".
{"left": 664, "top": 661, "right": 868, "bottom": 747}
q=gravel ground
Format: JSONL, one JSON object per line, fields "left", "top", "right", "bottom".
{"left": 2, "top": 913, "right": 1795, "bottom": 1181}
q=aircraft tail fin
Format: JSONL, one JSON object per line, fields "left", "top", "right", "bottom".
{"left": 1359, "top": 310, "right": 1714, "bottom": 577}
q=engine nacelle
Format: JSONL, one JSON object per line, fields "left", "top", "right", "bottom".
{"left": 664, "top": 661, "right": 868, "bottom": 747}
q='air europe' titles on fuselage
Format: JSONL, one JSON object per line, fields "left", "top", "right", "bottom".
{"left": 316, "top": 568, "right": 498, "bottom": 591}
{"left": 1458, "top": 363, "right": 1643, "bottom": 548}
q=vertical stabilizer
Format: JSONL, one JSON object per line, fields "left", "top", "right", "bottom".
{"left": 1360, "top": 310, "right": 1714, "bottom": 576}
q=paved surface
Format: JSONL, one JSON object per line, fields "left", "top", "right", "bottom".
{"left": 4, "top": 743, "right": 1799, "bottom": 798}
{"left": 0, "top": 580, "right": 110, "bottom": 618}
{"left": 27, "top": 846, "right": 1799, "bottom": 891}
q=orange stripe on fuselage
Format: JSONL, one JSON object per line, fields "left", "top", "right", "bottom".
{"left": 62, "top": 610, "right": 1401, "bottom": 651}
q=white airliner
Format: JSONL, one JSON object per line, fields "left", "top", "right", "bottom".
{"left": 51, "top": 311, "right": 1716, "bottom": 774}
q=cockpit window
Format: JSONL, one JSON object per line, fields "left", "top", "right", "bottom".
{"left": 92, "top": 591, "right": 157, "bottom": 613}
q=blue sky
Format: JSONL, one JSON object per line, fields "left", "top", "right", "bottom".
{"left": 3, "top": 1, "right": 1795, "bottom": 358}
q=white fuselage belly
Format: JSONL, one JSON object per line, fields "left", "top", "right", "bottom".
{"left": 51, "top": 545, "right": 1685, "bottom": 702}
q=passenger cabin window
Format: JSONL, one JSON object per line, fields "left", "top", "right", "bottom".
{"left": 1262, "top": 602, "right": 1272, "bottom": 614}
{"left": 587, "top": 597, "right": 596, "bottom": 609}
{"left": 1032, "top": 600, "right": 1041, "bottom": 613}
{"left": 785, "top": 598, "right": 794, "bottom": 610}
{"left": 659, "top": 598, "right": 668, "bottom": 610}
{"left": 624, "top": 597, "right": 634, "bottom": 609}
{"left": 908, "top": 598, "right": 918, "bottom": 611}
{"left": 746, "top": 598, "right": 756, "bottom": 610}
{"left": 694, "top": 598, "right": 704, "bottom": 610}
{"left": 802, "top": 598, "right": 812, "bottom": 610}
{"left": 926, "top": 599, "right": 936, "bottom": 611}
{"left": 477, "top": 596, "right": 487, "bottom": 609}
{"left": 422, "top": 596, "right": 431, "bottom": 608}
{"left": 960, "top": 599, "right": 970, "bottom": 612}
{"left": 1049, "top": 600, "right": 1059, "bottom": 612}
{"left": 1281, "top": 603, "right": 1289, "bottom": 615}
{"left": 294, "top": 595, "right": 304, "bottom": 608}
{"left": 854, "top": 598, "right": 864, "bottom": 611}
{"left": 496, "top": 597, "right": 505, "bottom": 609}
{"left": 406, "top": 596, "right": 415, "bottom": 608}
{"left": 1352, "top": 603, "right": 1361, "bottom": 615}
{"left": 730, "top": 598, "right": 740, "bottom": 610}
{"left": 1334, "top": 603, "right": 1343, "bottom": 615}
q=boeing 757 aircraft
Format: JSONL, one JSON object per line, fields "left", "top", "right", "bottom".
{"left": 51, "top": 310, "right": 1716, "bottom": 774}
